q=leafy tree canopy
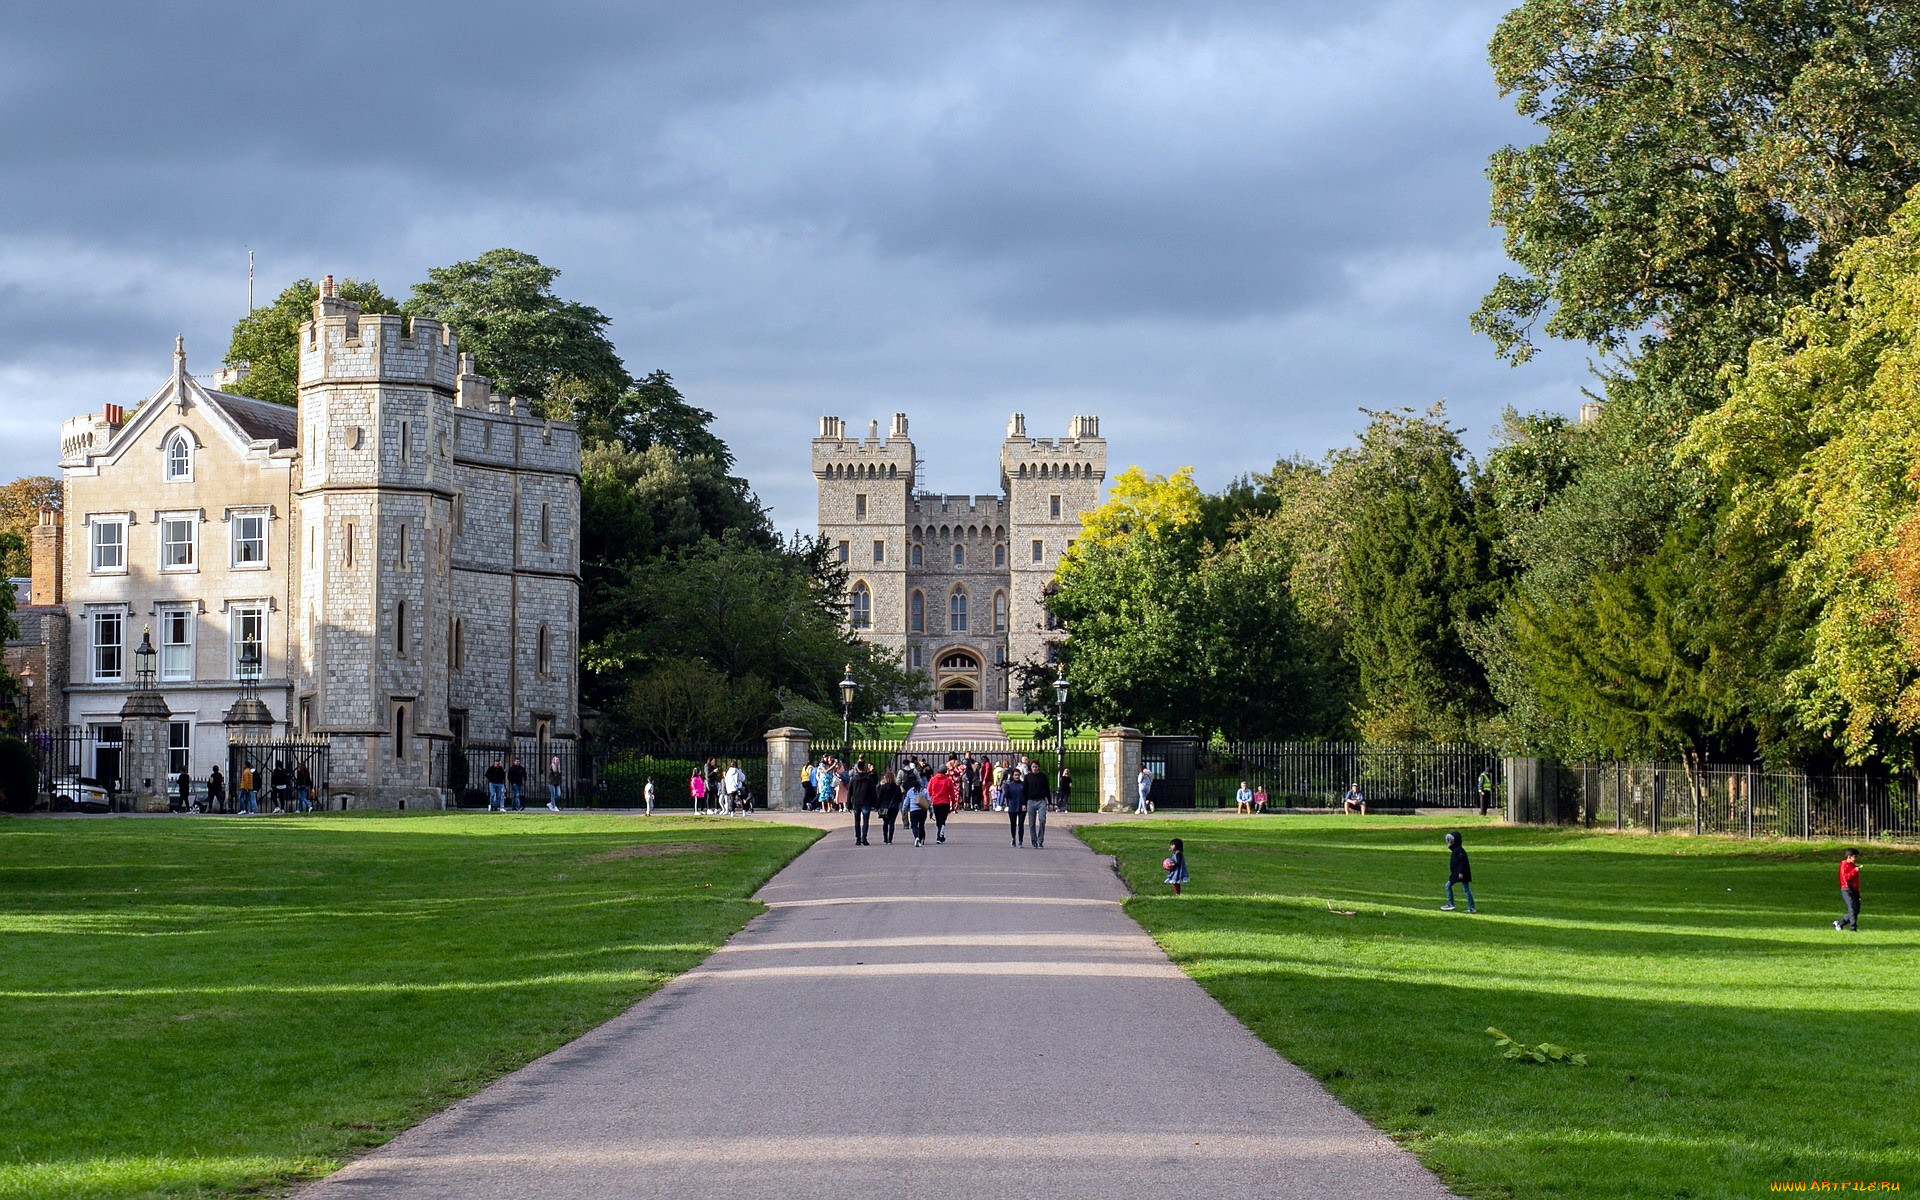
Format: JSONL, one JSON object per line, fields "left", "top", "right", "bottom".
{"left": 0, "top": 476, "right": 59, "bottom": 578}
{"left": 222, "top": 277, "right": 396, "bottom": 407}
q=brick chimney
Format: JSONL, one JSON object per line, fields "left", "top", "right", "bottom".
{"left": 29, "top": 507, "right": 61, "bottom": 607}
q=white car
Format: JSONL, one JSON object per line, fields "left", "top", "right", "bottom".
{"left": 51, "top": 777, "right": 111, "bottom": 813}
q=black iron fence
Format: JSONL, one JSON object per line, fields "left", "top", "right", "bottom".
{"left": 224, "top": 738, "right": 331, "bottom": 814}
{"left": 1201, "top": 741, "right": 1501, "bottom": 809}
{"left": 843, "top": 737, "right": 1103, "bottom": 809}
{"left": 433, "top": 740, "right": 769, "bottom": 811}
{"left": 1565, "top": 762, "right": 1918, "bottom": 840}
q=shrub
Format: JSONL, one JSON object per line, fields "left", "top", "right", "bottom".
{"left": 0, "top": 734, "right": 37, "bottom": 813}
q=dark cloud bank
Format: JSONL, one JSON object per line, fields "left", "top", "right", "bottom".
{"left": 0, "top": 0, "right": 1592, "bottom": 526}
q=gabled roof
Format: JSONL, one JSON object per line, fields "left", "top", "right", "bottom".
{"left": 203, "top": 389, "right": 297, "bottom": 449}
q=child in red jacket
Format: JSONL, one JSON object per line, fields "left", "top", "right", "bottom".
{"left": 1833, "top": 848, "right": 1861, "bottom": 932}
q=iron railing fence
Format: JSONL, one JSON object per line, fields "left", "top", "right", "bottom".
{"left": 839, "top": 738, "right": 1103, "bottom": 809}
{"left": 1202, "top": 741, "right": 1503, "bottom": 810}
{"left": 433, "top": 741, "right": 769, "bottom": 811}
{"left": 1568, "top": 763, "right": 1919, "bottom": 841}
{"left": 223, "top": 737, "right": 331, "bottom": 813}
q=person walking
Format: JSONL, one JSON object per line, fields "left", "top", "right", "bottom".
{"left": 1056, "top": 765, "right": 1073, "bottom": 813}
{"left": 643, "top": 776, "right": 656, "bottom": 814}
{"left": 1442, "top": 831, "right": 1476, "bottom": 912}
{"left": 847, "top": 758, "right": 879, "bottom": 845}
{"left": 928, "top": 763, "right": 955, "bottom": 844}
{"left": 295, "top": 763, "right": 315, "bottom": 813}
{"left": 238, "top": 760, "right": 259, "bottom": 815}
{"left": 1136, "top": 764, "right": 1153, "bottom": 814}
{"left": 271, "top": 761, "right": 292, "bottom": 813}
{"left": 905, "top": 776, "right": 930, "bottom": 846}
{"left": 1027, "top": 769, "right": 1050, "bottom": 848}
{"left": 1164, "top": 838, "right": 1189, "bottom": 896}
{"left": 876, "top": 770, "right": 904, "bottom": 844}
{"left": 834, "top": 759, "right": 852, "bottom": 813}
{"left": 173, "top": 767, "right": 193, "bottom": 814}
{"left": 1235, "top": 780, "right": 1254, "bottom": 814}
{"left": 1004, "top": 765, "right": 1028, "bottom": 847}
{"left": 687, "top": 765, "right": 708, "bottom": 814}
{"left": 485, "top": 759, "right": 507, "bottom": 811}
{"left": 547, "top": 755, "right": 564, "bottom": 812}
{"left": 801, "top": 762, "right": 818, "bottom": 811}
{"left": 1025, "top": 758, "right": 1051, "bottom": 818}
{"left": 205, "top": 765, "right": 225, "bottom": 815}
{"left": 1834, "top": 847, "right": 1862, "bottom": 932}
{"left": 507, "top": 758, "right": 527, "bottom": 811}
{"left": 725, "top": 760, "right": 747, "bottom": 815}
{"left": 1477, "top": 769, "right": 1495, "bottom": 817}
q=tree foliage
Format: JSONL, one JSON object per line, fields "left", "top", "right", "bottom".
{"left": 222, "top": 278, "right": 397, "bottom": 407}
{"left": 0, "top": 476, "right": 59, "bottom": 578}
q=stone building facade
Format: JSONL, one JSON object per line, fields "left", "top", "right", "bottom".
{"left": 42, "top": 279, "right": 580, "bottom": 806}
{"left": 814, "top": 412, "right": 1105, "bottom": 710}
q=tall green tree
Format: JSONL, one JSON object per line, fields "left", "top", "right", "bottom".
{"left": 222, "top": 278, "right": 397, "bottom": 407}
{"left": 0, "top": 476, "right": 59, "bottom": 578}
{"left": 403, "top": 248, "right": 632, "bottom": 415}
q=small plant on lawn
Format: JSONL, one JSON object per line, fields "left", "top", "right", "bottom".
{"left": 1487, "top": 1027, "right": 1587, "bottom": 1066}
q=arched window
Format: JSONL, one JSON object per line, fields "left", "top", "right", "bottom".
{"left": 396, "top": 601, "right": 408, "bottom": 655}
{"left": 994, "top": 543, "right": 1006, "bottom": 567}
{"left": 949, "top": 587, "right": 969, "bottom": 633}
{"left": 911, "top": 544, "right": 922, "bottom": 566}
{"left": 939, "top": 650, "right": 980, "bottom": 671}
{"left": 449, "top": 616, "right": 462, "bottom": 671}
{"left": 537, "top": 623, "right": 551, "bottom": 675}
{"left": 910, "top": 590, "right": 924, "bottom": 633}
{"left": 850, "top": 582, "right": 872, "bottom": 629}
{"left": 953, "top": 544, "right": 964, "bottom": 566}
{"left": 993, "top": 590, "right": 1008, "bottom": 632}
{"left": 393, "top": 704, "right": 408, "bottom": 760}
{"left": 165, "top": 433, "right": 192, "bottom": 481}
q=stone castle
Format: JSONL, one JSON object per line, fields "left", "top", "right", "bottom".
{"left": 814, "top": 412, "right": 1105, "bottom": 710}
{"left": 32, "top": 277, "right": 580, "bottom": 807}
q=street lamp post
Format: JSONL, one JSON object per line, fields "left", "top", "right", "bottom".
{"left": 1052, "top": 671, "right": 1069, "bottom": 805}
{"left": 133, "top": 628, "right": 158, "bottom": 693}
{"left": 839, "top": 664, "right": 858, "bottom": 774}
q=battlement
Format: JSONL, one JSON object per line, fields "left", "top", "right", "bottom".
{"left": 812, "top": 412, "right": 915, "bottom": 481}
{"left": 60, "top": 404, "right": 124, "bottom": 466}
{"left": 999, "top": 413, "right": 1106, "bottom": 483}
{"left": 910, "top": 494, "right": 1008, "bottom": 515}
{"left": 298, "top": 275, "right": 459, "bottom": 393}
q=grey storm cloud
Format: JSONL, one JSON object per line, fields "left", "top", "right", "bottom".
{"left": 0, "top": 0, "right": 1594, "bottom": 526}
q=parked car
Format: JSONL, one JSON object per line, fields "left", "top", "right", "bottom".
{"left": 50, "top": 776, "right": 111, "bottom": 813}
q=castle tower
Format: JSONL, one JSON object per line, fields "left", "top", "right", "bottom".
{"left": 1001, "top": 414, "right": 1105, "bottom": 689}
{"left": 294, "top": 276, "right": 457, "bottom": 805}
{"left": 813, "top": 414, "right": 915, "bottom": 666}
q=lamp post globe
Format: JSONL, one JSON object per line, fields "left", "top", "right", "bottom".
{"left": 838, "top": 664, "right": 858, "bottom": 770}
{"left": 133, "top": 627, "right": 158, "bottom": 691}
{"left": 1052, "top": 672, "right": 1068, "bottom": 801}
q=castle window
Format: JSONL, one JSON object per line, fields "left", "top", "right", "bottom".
{"left": 449, "top": 616, "right": 463, "bottom": 672}
{"left": 397, "top": 521, "right": 409, "bottom": 565}
{"left": 165, "top": 434, "right": 192, "bottom": 482}
{"left": 953, "top": 544, "right": 964, "bottom": 566}
{"left": 1031, "top": 539, "right": 1044, "bottom": 563}
{"left": 90, "top": 516, "right": 127, "bottom": 573}
{"left": 393, "top": 704, "right": 408, "bottom": 760}
{"left": 537, "top": 623, "right": 551, "bottom": 675}
{"left": 993, "top": 590, "right": 1008, "bottom": 633}
{"left": 91, "top": 610, "right": 124, "bottom": 682}
{"left": 396, "top": 601, "right": 408, "bottom": 656}
{"left": 855, "top": 493, "right": 868, "bottom": 519}
{"left": 911, "top": 544, "right": 922, "bottom": 566}
{"left": 873, "top": 539, "right": 885, "bottom": 564}
{"left": 1046, "top": 641, "right": 1060, "bottom": 664}
{"left": 159, "top": 515, "right": 198, "bottom": 571}
{"left": 1050, "top": 494, "right": 1062, "bottom": 519}
{"left": 232, "top": 512, "right": 267, "bottom": 568}
{"left": 910, "top": 590, "right": 924, "bottom": 633}
{"left": 994, "top": 543, "right": 1005, "bottom": 567}
{"left": 540, "top": 503, "right": 551, "bottom": 547}
{"left": 949, "top": 587, "right": 969, "bottom": 633}
{"left": 344, "top": 522, "right": 356, "bottom": 568}
{"left": 229, "top": 605, "right": 265, "bottom": 680}
{"left": 910, "top": 644, "right": 922, "bottom": 669}
{"left": 159, "top": 606, "right": 194, "bottom": 682}
{"left": 837, "top": 541, "right": 849, "bottom": 563}
{"left": 400, "top": 420, "right": 411, "bottom": 463}
{"left": 850, "top": 582, "right": 872, "bottom": 629}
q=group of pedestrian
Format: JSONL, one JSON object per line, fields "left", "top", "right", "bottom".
{"left": 483, "top": 755, "right": 568, "bottom": 812}
{"left": 175, "top": 759, "right": 317, "bottom": 815}
{"left": 687, "top": 759, "right": 752, "bottom": 815}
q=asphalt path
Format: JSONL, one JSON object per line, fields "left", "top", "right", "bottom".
{"left": 299, "top": 811, "right": 1457, "bottom": 1199}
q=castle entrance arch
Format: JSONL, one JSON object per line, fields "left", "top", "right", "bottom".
{"left": 936, "top": 649, "right": 982, "bottom": 711}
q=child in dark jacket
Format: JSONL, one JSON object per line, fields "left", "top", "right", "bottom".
{"left": 1442, "top": 831, "right": 1475, "bottom": 913}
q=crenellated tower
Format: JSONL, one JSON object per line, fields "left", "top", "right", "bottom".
{"left": 813, "top": 414, "right": 916, "bottom": 662}
{"left": 1001, "top": 414, "right": 1105, "bottom": 679}
{"left": 294, "top": 275, "right": 456, "bottom": 804}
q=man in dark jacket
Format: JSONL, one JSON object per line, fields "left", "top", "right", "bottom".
{"left": 507, "top": 758, "right": 527, "bottom": 810}
{"left": 1003, "top": 767, "right": 1028, "bottom": 847}
{"left": 1024, "top": 759, "right": 1052, "bottom": 847}
{"left": 847, "top": 758, "right": 880, "bottom": 845}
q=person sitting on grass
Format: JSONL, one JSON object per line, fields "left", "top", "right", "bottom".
{"left": 1342, "top": 783, "right": 1366, "bottom": 814}
{"left": 1235, "top": 780, "right": 1254, "bottom": 814}
{"left": 1442, "top": 831, "right": 1475, "bottom": 913}
{"left": 1253, "top": 784, "right": 1268, "bottom": 813}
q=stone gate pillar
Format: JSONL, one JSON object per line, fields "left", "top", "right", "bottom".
{"left": 765, "top": 727, "right": 812, "bottom": 811}
{"left": 119, "top": 691, "right": 172, "bottom": 813}
{"left": 1097, "top": 727, "right": 1143, "bottom": 813}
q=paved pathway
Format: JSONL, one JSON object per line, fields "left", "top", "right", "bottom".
{"left": 901, "top": 709, "right": 1011, "bottom": 747}
{"left": 300, "top": 811, "right": 1457, "bottom": 1199}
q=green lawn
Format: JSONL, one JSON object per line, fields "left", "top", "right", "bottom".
{"left": 0, "top": 813, "right": 819, "bottom": 1200}
{"left": 996, "top": 714, "right": 1098, "bottom": 739}
{"left": 1079, "top": 817, "right": 1919, "bottom": 1200}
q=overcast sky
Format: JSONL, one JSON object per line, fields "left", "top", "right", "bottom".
{"left": 0, "top": 0, "right": 1592, "bottom": 532}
